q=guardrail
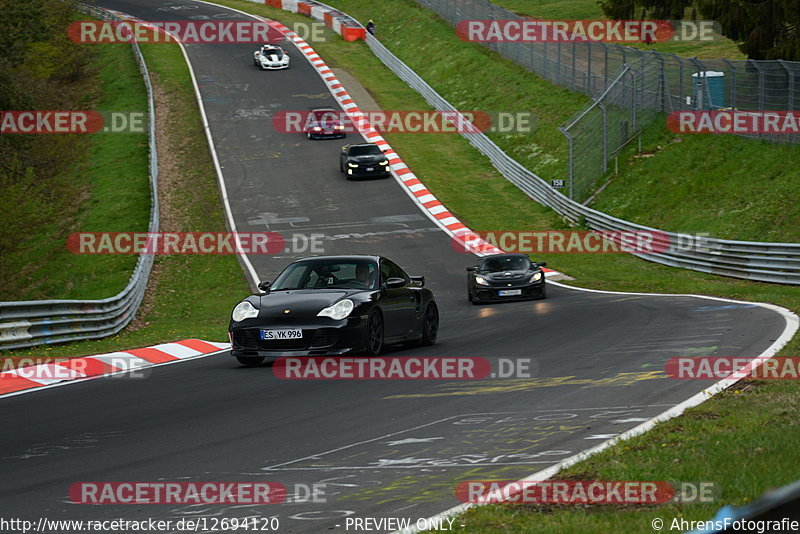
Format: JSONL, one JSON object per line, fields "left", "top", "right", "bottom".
{"left": 0, "top": 4, "right": 159, "bottom": 351}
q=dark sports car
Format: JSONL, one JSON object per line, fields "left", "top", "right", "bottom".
{"left": 467, "top": 253, "right": 547, "bottom": 304}
{"left": 305, "top": 107, "right": 346, "bottom": 139}
{"left": 339, "top": 143, "right": 391, "bottom": 179}
{"left": 229, "top": 255, "right": 438, "bottom": 365}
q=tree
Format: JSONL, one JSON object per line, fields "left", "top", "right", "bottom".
{"left": 598, "top": 0, "right": 800, "bottom": 60}
{"left": 698, "top": 0, "right": 799, "bottom": 60}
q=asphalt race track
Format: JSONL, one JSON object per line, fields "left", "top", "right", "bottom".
{"left": 0, "top": 1, "right": 790, "bottom": 532}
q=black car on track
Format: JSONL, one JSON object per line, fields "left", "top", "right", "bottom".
{"left": 229, "top": 255, "right": 438, "bottom": 365}
{"left": 467, "top": 253, "right": 547, "bottom": 304}
{"left": 339, "top": 143, "right": 391, "bottom": 179}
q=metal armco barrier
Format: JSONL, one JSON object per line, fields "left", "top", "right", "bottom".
{"left": 0, "top": 4, "right": 159, "bottom": 350}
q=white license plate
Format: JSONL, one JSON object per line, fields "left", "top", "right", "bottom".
{"left": 260, "top": 329, "right": 303, "bottom": 340}
{"left": 365, "top": 167, "right": 374, "bottom": 171}
{"left": 498, "top": 289, "right": 522, "bottom": 297}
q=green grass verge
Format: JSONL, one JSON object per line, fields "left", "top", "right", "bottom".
{"left": 2, "top": 41, "right": 150, "bottom": 301}
{"left": 492, "top": 0, "right": 746, "bottom": 59}
{"left": 1, "top": 38, "right": 248, "bottom": 361}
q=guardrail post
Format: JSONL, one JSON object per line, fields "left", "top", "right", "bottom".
{"left": 778, "top": 60, "right": 795, "bottom": 111}
{"left": 586, "top": 43, "right": 593, "bottom": 95}
{"left": 559, "top": 126, "right": 575, "bottom": 200}
{"left": 571, "top": 41, "right": 577, "bottom": 91}
{"left": 720, "top": 58, "right": 736, "bottom": 109}
{"left": 753, "top": 61, "right": 766, "bottom": 111}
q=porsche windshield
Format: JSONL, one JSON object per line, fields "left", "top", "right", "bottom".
{"left": 271, "top": 260, "right": 378, "bottom": 290}
{"left": 480, "top": 256, "right": 531, "bottom": 272}
{"left": 349, "top": 145, "right": 383, "bottom": 156}
{"left": 312, "top": 111, "right": 340, "bottom": 125}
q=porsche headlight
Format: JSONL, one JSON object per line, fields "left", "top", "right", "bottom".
{"left": 475, "top": 275, "right": 489, "bottom": 286}
{"left": 529, "top": 271, "right": 543, "bottom": 283}
{"left": 317, "top": 299, "right": 354, "bottom": 320}
{"left": 379, "top": 160, "right": 389, "bottom": 166}
{"left": 348, "top": 162, "right": 358, "bottom": 168}
{"left": 232, "top": 301, "right": 259, "bottom": 322}
{"left": 334, "top": 125, "right": 344, "bottom": 130}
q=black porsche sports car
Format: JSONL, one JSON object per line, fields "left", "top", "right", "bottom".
{"left": 229, "top": 255, "right": 438, "bottom": 365}
{"left": 466, "top": 253, "right": 547, "bottom": 304}
{"left": 339, "top": 143, "right": 391, "bottom": 179}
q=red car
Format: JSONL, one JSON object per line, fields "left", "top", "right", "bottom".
{"left": 305, "top": 108, "right": 347, "bottom": 140}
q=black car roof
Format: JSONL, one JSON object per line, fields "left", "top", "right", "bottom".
{"left": 481, "top": 252, "right": 530, "bottom": 259}
{"left": 291, "top": 255, "right": 382, "bottom": 263}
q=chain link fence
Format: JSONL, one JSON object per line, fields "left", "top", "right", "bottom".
{"left": 560, "top": 54, "right": 665, "bottom": 202}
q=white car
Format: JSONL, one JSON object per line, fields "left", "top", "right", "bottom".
{"left": 253, "top": 44, "right": 289, "bottom": 70}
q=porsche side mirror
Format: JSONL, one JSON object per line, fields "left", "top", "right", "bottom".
{"left": 537, "top": 262, "right": 547, "bottom": 267}
{"left": 385, "top": 277, "right": 405, "bottom": 289}
{"left": 466, "top": 266, "right": 477, "bottom": 272}
{"left": 410, "top": 275, "right": 425, "bottom": 287}
{"left": 257, "top": 280, "right": 272, "bottom": 293}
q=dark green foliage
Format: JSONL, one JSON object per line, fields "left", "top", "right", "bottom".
{"left": 599, "top": 0, "right": 800, "bottom": 60}
{"left": 0, "top": 0, "right": 95, "bottom": 284}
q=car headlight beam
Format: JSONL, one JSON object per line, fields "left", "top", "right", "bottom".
{"left": 317, "top": 299, "right": 355, "bottom": 320}
{"left": 348, "top": 162, "right": 358, "bottom": 168}
{"left": 232, "top": 301, "right": 259, "bottom": 322}
{"left": 475, "top": 275, "right": 489, "bottom": 286}
{"left": 530, "top": 271, "right": 543, "bottom": 283}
